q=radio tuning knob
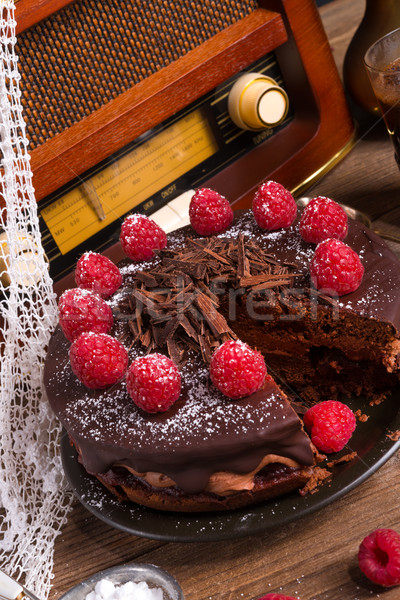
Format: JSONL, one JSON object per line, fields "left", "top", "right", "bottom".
{"left": 228, "top": 72, "right": 289, "bottom": 131}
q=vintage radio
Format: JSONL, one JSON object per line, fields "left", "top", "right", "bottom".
{"left": 14, "top": 0, "right": 355, "bottom": 280}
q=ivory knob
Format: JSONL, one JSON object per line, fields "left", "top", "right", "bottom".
{"left": 228, "top": 72, "right": 289, "bottom": 131}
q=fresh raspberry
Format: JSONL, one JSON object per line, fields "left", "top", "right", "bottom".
{"left": 69, "top": 332, "right": 128, "bottom": 389}
{"left": 126, "top": 353, "right": 181, "bottom": 413}
{"left": 209, "top": 340, "right": 267, "bottom": 399}
{"left": 189, "top": 188, "right": 233, "bottom": 236}
{"left": 303, "top": 400, "right": 356, "bottom": 453}
{"left": 120, "top": 214, "right": 167, "bottom": 261}
{"left": 310, "top": 238, "right": 364, "bottom": 297}
{"left": 358, "top": 528, "right": 400, "bottom": 587}
{"left": 58, "top": 288, "right": 113, "bottom": 342}
{"left": 75, "top": 251, "right": 122, "bottom": 298}
{"left": 299, "top": 196, "right": 348, "bottom": 244}
{"left": 252, "top": 180, "right": 297, "bottom": 230}
{"left": 258, "top": 595, "right": 298, "bottom": 600}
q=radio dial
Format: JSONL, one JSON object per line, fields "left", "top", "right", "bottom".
{"left": 228, "top": 72, "right": 289, "bottom": 131}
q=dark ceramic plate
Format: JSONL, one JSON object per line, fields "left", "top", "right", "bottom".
{"left": 61, "top": 390, "right": 400, "bottom": 543}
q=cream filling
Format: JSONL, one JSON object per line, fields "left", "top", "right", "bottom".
{"left": 115, "top": 454, "right": 301, "bottom": 496}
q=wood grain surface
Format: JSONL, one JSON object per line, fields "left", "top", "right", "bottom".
{"left": 15, "top": 0, "right": 77, "bottom": 33}
{"left": 50, "top": 1, "right": 400, "bottom": 599}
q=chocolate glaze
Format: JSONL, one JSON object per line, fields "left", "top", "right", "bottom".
{"left": 45, "top": 333, "right": 313, "bottom": 493}
{"left": 44, "top": 209, "right": 400, "bottom": 495}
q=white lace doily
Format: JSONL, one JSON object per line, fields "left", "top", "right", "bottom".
{"left": 0, "top": 3, "right": 74, "bottom": 597}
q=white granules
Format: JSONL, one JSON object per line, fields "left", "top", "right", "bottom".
{"left": 85, "top": 578, "right": 163, "bottom": 600}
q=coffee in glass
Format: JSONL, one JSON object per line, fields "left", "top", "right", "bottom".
{"left": 365, "top": 28, "right": 400, "bottom": 167}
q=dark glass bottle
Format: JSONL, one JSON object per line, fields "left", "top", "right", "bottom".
{"left": 343, "top": 0, "right": 400, "bottom": 116}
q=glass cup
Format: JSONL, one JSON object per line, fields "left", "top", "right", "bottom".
{"left": 364, "top": 27, "right": 400, "bottom": 169}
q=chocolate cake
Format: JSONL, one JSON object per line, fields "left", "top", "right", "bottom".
{"left": 44, "top": 208, "right": 400, "bottom": 512}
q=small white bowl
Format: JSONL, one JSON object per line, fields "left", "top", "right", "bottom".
{"left": 58, "top": 563, "right": 184, "bottom": 600}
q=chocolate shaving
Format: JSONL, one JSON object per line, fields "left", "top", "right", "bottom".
{"left": 237, "top": 234, "right": 250, "bottom": 278}
{"left": 128, "top": 320, "right": 139, "bottom": 343}
{"left": 135, "top": 271, "right": 159, "bottom": 287}
{"left": 250, "top": 279, "right": 293, "bottom": 292}
{"left": 162, "top": 257, "right": 207, "bottom": 279}
{"left": 312, "top": 290, "right": 339, "bottom": 306}
{"left": 140, "top": 328, "right": 152, "bottom": 350}
{"left": 167, "top": 338, "right": 184, "bottom": 365}
{"left": 131, "top": 288, "right": 157, "bottom": 312}
{"left": 118, "top": 235, "right": 304, "bottom": 364}
{"left": 153, "top": 316, "right": 180, "bottom": 346}
{"left": 187, "top": 238, "right": 232, "bottom": 265}
{"left": 195, "top": 292, "right": 234, "bottom": 338}
{"left": 179, "top": 314, "right": 199, "bottom": 340}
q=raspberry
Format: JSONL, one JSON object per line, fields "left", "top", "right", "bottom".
{"left": 69, "top": 332, "right": 128, "bottom": 389}
{"left": 189, "top": 188, "right": 233, "bottom": 236}
{"left": 58, "top": 288, "right": 113, "bottom": 342}
{"left": 310, "top": 238, "right": 364, "bottom": 297}
{"left": 258, "top": 595, "right": 298, "bottom": 600}
{"left": 252, "top": 180, "right": 297, "bottom": 230}
{"left": 75, "top": 251, "right": 122, "bottom": 298}
{"left": 120, "top": 214, "right": 167, "bottom": 261}
{"left": 126, "top": 353, "right": 181, "bottom": 413}
{"left": 303, "top": 400, "right": 356, "bottom": 453}
{"left": 299, "top": 196, "right": 348, "bottom": 244}
{"left": 209, "top": 340, "right": 267, "bottom": 399}
{"left": 358, "top": 528, "right": 400, "bottom": 587}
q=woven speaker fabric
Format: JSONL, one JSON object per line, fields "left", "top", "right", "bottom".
{"left": 16, "top": 0, "right": 257, "bottom": 149}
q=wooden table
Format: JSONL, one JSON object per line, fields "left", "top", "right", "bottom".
{"left": 51, "top": 1, "right": 400, "bottom": 599}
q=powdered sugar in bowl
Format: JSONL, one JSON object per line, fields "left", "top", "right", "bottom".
{"left": 58, "top": 564, "right": 184, "bottom": 600}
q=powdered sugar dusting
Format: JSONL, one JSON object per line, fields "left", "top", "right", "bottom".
{"left": 61, "top": 350, "right": 289, "bottom": 450}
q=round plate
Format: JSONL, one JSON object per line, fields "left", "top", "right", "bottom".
{"left": 61, "top": 390, "right": 400, "bottom": 542}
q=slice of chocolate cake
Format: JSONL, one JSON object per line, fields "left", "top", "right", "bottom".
{"left": 43, "top": 194, "right": 400, "bottom": 513}
{"left": 45, "top": 332, "right": 315, "bottom": 511}
{"left": 220, "top": 212, "right": 400, "bottom": 402}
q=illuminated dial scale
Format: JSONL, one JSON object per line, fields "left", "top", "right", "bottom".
{"left": 39, "top": 56, "right": 291, "bottom": 280}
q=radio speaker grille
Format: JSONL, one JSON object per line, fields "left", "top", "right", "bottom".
{"left": 16, "top": 0, "right": 258, "bottom": 149}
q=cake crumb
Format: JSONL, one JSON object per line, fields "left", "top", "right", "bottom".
{"left": 314, "top": 449, "right": 327, "bottom": 463}
{"left": 368, "top": 392, "right": 387, "bottom": 406}
{"left": 326, "top": 451, "right": 357, "bottom": 468}
{"left": 387, "top": 430, "right": 400, "bottom": 441}
{"left": 354, "top": 409, "right": 369, "bottom": 422}
{"left": 299, "top": 467, "right": 331, "bottom": 495}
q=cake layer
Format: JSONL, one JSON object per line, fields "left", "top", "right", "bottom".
{"left": 231, "top": 301, "right": 400, "bottom": 400}
{"left": 93, "top": 461, "right": 315, "bottom": 512}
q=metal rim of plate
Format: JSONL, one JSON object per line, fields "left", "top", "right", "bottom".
{"left": 61, "top": 388, "right": 400, "bottom": 543}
